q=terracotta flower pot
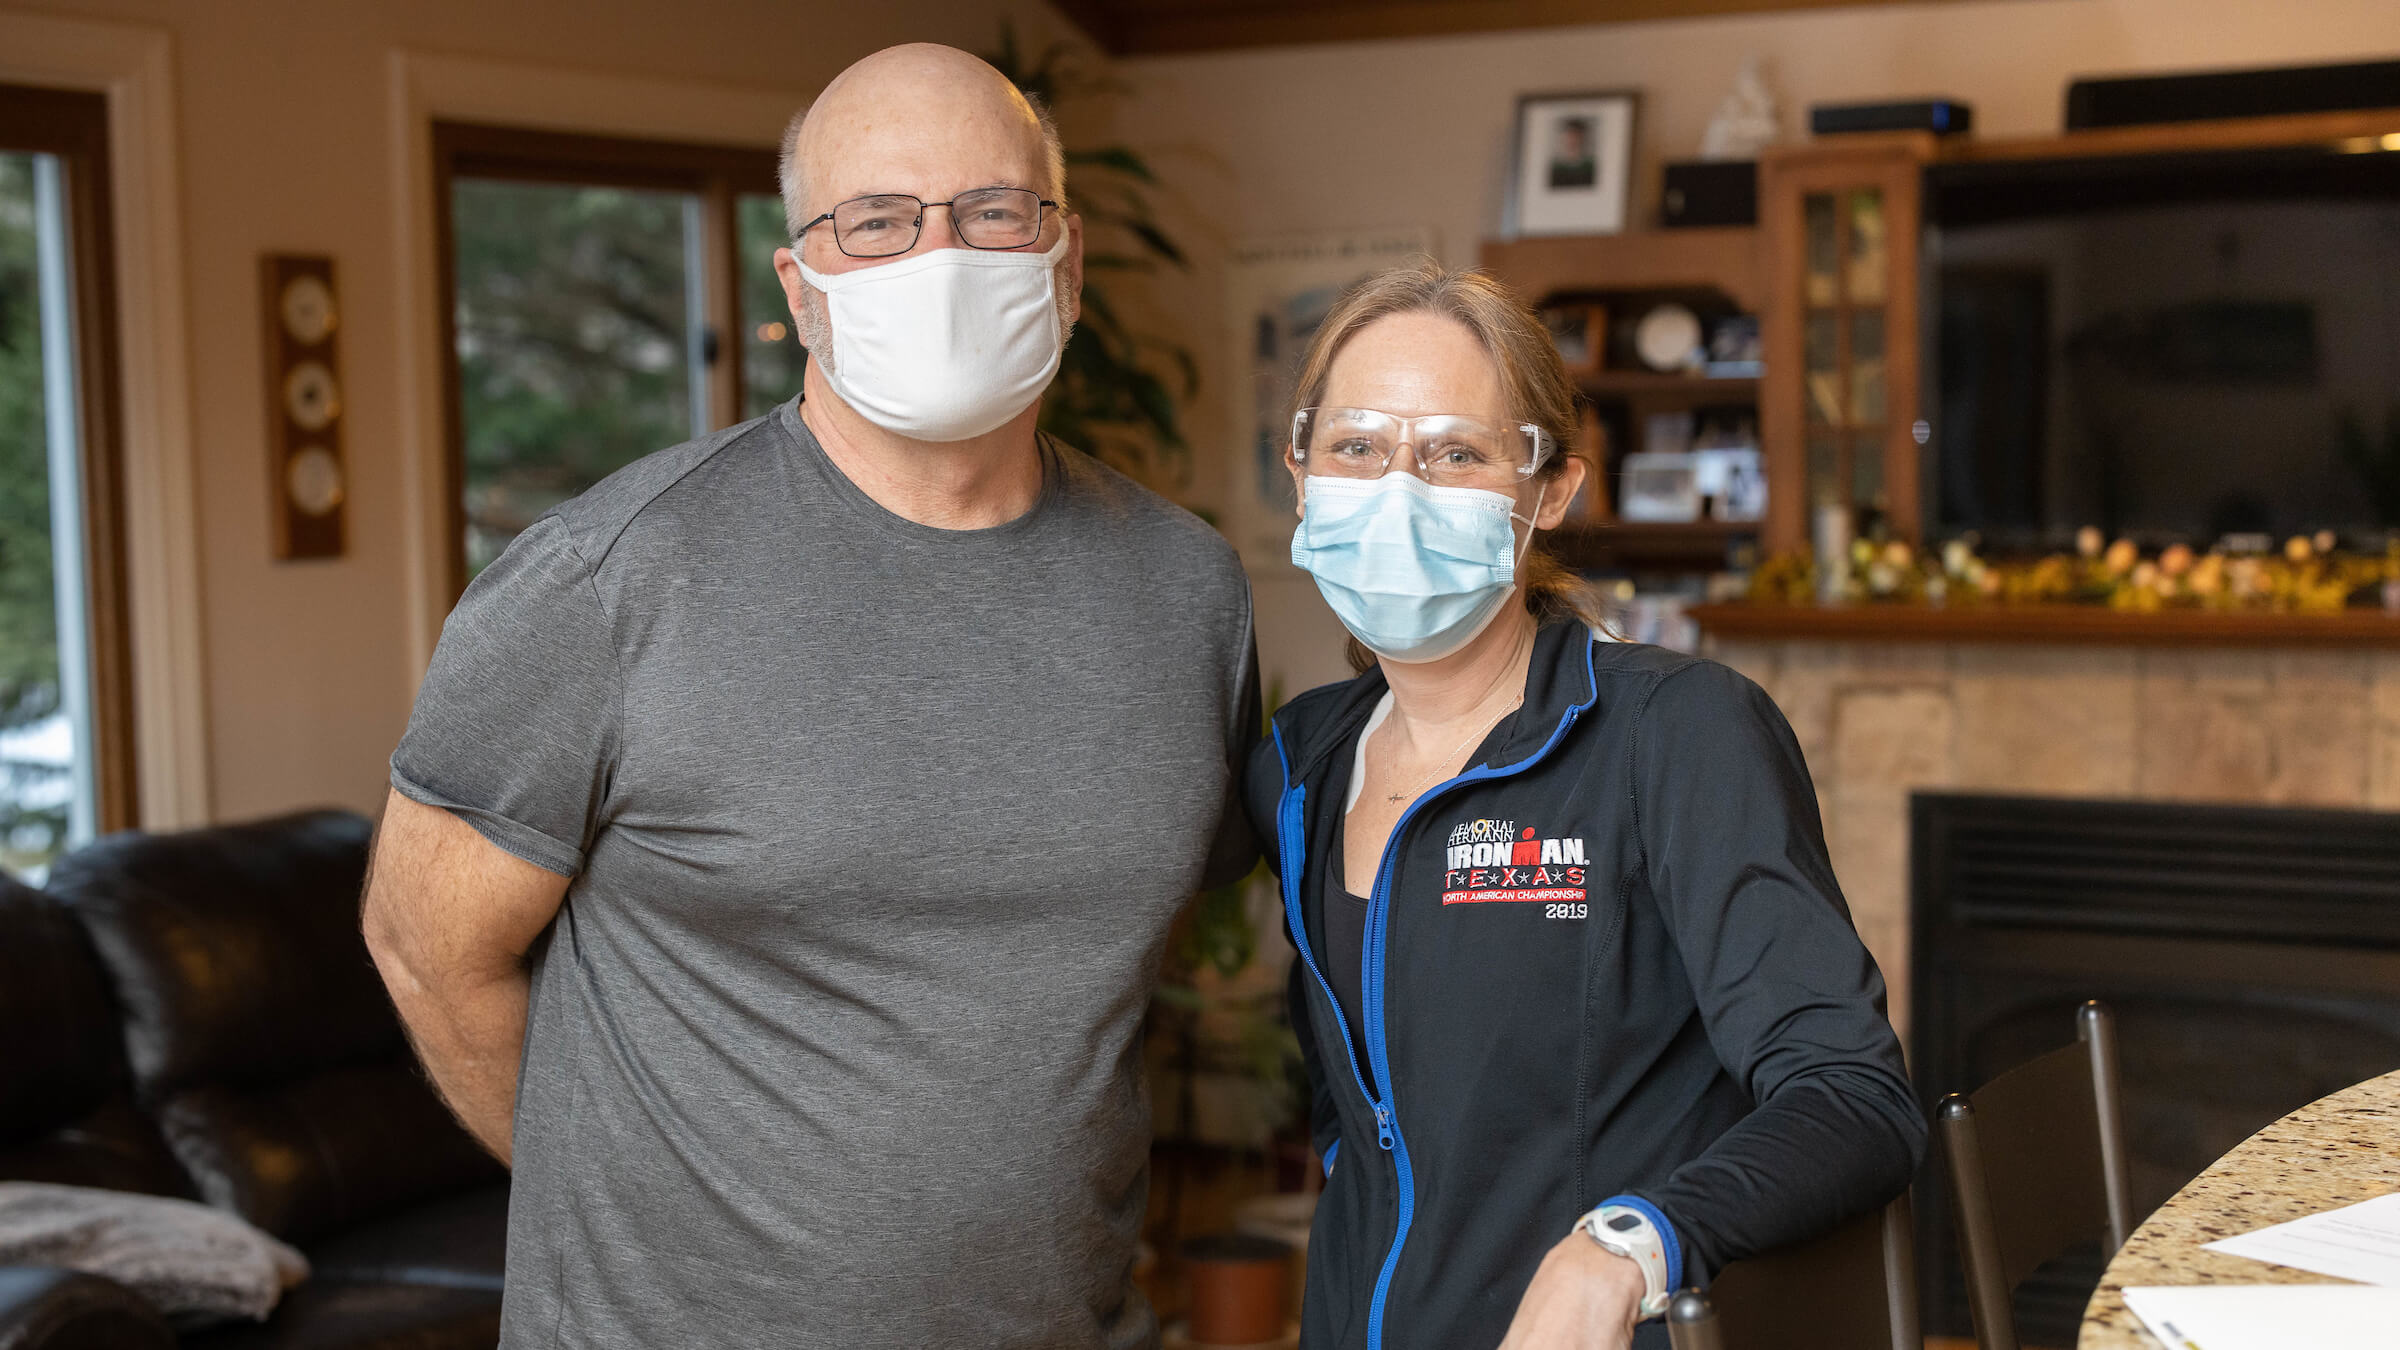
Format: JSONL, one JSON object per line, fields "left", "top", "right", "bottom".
{"left": 1180, "top": 1233, "right": 1290, "bottom": 1347}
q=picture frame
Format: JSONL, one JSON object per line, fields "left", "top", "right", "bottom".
{"left": 1618, "top": 451, "right": 1703, "bottom": 523}
{"left": 1511, "top": 91, "right": 1639, "bottom": 237}
{"left": 1540, "top": 301, "right": 1607, "bottom": 377}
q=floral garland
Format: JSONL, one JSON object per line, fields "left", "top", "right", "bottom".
{"left": 1749, "top": 529, "right": 2400, "bottom": 614}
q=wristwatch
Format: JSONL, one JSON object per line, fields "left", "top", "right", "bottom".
{"left": 1574, "top": 1201, "right": 1675, "bottom": 1319}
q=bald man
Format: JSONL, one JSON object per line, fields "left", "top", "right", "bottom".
{"left": 365, "top": 44, "right": 1257, "bottom": 1348}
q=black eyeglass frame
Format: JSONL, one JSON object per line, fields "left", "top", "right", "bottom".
{"left": 795, "top": 189, "right": 1061, "bottom": 259}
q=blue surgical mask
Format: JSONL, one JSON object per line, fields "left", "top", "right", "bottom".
{"left": 1291, "top": 473, "right": 1541, "bottom": 664}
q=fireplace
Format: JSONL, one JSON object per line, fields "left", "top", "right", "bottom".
{"left": 1909, "top": 791, "right": 2400, "bottom": 1344}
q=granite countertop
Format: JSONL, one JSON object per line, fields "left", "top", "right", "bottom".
{"left": 2079, "top": 1068, "right": 2400, "bottom": 1349}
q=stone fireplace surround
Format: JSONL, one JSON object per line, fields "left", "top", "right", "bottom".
{"left": 1703, "top": 631, "right": 2400, "bottom": 1341}
{"left": 1700, "top": 637, "right": 2400, "bottom": 1041}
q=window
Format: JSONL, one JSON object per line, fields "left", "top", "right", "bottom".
{"left": 0, "top": 83, "right": 133, "bottom": 881}
{"left": 433, "top": 124, "right": 798, "bottom": 585}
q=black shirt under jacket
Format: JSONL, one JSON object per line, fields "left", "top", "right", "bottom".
{"left": 1248, "top": 621, "right": 1924, "bottom": 1350}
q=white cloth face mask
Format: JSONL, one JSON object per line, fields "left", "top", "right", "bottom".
{"left": 797, "top": 236, "right": 1068, "bottom": 443}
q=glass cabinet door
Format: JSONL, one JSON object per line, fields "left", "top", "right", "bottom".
{"left": 1762, "top": 140, "right": 1925, "bottom": 555}
{"left": 1801, "top": 186, "right": 1889, "bottom": 524}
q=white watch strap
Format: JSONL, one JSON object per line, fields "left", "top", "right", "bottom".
{"left": 1577, "top": 1204, "right": 1672, "bottom": 1319}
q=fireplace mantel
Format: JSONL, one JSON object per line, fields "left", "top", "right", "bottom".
{"left": 1690, "top": 602, "right": 2400, "bottom": 647}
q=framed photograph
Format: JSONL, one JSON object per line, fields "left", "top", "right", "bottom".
{"left": 1540, "top": 302, "right": 1607, "bottom": 377}
{"left": 1512, "top": 91, "right": 1638, "bottom": 237}
{"left": 1222, "top": 227, "right": 1440, "bottom": 567}
{"left": 1618, "top": 451, "right": 1702, "bottom": 523}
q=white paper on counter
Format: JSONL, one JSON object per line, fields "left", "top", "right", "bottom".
{"left": 2122, "top": 1285, "right": 2400, "bottom": 1348}
{"left": 2202, "top": 1191, "right": 2400, "bottom": 1286}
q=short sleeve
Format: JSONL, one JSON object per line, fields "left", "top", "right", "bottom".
{"left": 390, "top": 514, "right": 620, "bottom": 877}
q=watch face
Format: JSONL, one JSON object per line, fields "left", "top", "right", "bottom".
{"left": 286, "top": 446, "right": 345, "bottom": 517}
{"left": 280, "top": 274, "right": 336, "bottom": 345}
{"left": 283, "top": 361, "right": 341, "bottom": 431}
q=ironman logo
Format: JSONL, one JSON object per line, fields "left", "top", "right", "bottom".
{"left": 1441, "top": 823, "right": 1588, "bottom": 914}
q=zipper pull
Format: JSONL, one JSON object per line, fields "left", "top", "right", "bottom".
{"left": 1374, "top": 1104, "right": 1395, "bottom": 1150}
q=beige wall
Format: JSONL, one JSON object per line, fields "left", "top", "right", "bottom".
{"left": 18, "top": 0, "right": 2400, "bottom": 825}
{"left": 8, "top": 0, "right": 1084, "bottom": 822}
{"left": 1111, "top": 0, "right": 2400, "bottom": 699}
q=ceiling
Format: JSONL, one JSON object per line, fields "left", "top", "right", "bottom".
{"left": 1051, "top": 0, "right": 1956, "bottom": 57}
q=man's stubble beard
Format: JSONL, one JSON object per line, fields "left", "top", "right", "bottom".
{"left": 794, "top": 268, "right": 1078, "bottom": 385}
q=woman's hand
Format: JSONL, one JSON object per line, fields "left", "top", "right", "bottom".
{"left": 1495, "top": 1231, "right": 1648, "bottom": 1350}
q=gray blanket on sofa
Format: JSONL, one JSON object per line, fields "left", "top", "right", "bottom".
{"left": 0, "top": 1182, "right": 308, "bottom": 1323}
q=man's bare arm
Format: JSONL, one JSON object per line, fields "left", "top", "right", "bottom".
{"left": 362, "top": 789, "right": 570, "bottom": 1165}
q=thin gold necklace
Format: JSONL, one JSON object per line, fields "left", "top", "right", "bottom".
{"left": 1379, "top": 630, "right": 1532, "bottom": 806}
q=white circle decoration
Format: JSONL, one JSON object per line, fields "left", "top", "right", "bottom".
{"left": 1634, "top": 303, "right": 1704, "bottom": 373}
{"left": 283, "top": 361, "right": 341, "bottom": 432}
{"left": 286, "top": 446, "right": 345, "bottom": 517}
{"left": 280, "top": 274, "right": 336, "bottom": 345}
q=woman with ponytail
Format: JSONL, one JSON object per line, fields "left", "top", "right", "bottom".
{"left": 1246, "top": 262, "right": 1921, "bottom": 1350}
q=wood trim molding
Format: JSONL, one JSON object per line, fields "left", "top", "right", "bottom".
{"left": 1691, "top": 602, "right": 2400, "bottom": 647}
{"left": 0, "top": 12, "right": 210, "bottom": 830}
{"left": 1944, "top": 105, "right": 2400, "bottom": 165}
{"left": 1067, "top": 0, "right": 1959, "bottom": 56}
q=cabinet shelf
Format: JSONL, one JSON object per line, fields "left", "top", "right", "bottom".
{"left": 1478, "top": 228, "right": 1763, "bottom": 313}
{"left": 1579, "top": 371, "right": 1760, "bottom": 397}
{"left": 1551, "top": 520, "right": 1758, "bottom": 571}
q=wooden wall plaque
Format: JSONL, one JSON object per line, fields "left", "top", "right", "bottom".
{"left": 260, "top": 253, "right": 347, "bottom": 559}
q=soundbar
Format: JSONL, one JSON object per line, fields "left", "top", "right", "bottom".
{"left": 2066, "top": 58, "right": 2400, "bottom": 130}
{"left": 1810, "top": 98, "right": 1973, "bottom": 137}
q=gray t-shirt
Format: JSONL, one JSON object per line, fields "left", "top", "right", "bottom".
{"left": 391, "top": 403, "right": 1256, "bottom": 1349}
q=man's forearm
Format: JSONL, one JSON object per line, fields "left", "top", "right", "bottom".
{"left": 363, "top": 790, "right": 568, "bottom": 1168}
{"left": 379, "top": 958, "right": 530, "bottom": 1165}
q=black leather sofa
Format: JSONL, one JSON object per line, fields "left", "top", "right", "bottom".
{"left": 0, "top": 811, "right": 510, "bottom": 1348}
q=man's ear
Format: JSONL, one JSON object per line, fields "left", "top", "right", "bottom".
{"left": 1061, "top": 211, "right": 1085, "bottom": 326}
{"left": 773, "top": 246, "right": 809, "bottom": 324}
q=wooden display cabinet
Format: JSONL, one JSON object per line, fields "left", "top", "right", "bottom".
{"left": 1480, "top": 229, "right": 1764, "bottom": 569}
{"left": 1485, "top": 106, "right": 2400, "bottom": 574}
{"left": 1757, "top": 133, "right": 1934, "bottom": 555}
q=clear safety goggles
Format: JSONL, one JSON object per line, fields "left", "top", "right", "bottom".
{"left": 1291, "top": 406, "right": 1551, "bottom": 491}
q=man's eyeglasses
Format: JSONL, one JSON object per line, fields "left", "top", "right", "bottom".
{"left": 1291, "top": 406, "right": 1551, "bottom": 491}
{"left": 796, "top": 188, "right": 1057, "bottom": 259}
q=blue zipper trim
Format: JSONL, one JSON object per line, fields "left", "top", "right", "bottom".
{"left": 1600, "top": 1193, "right": 1684, "bottom": 1294}
{"left": 1322, "top": 1138, "right": 1340, "bottom": 1178}
{"left": 1271, "top": 723, "right": 1383, "bottom": 1115}
{"left": 1280, "top": 636, "right": 1604, "bottom": 1350}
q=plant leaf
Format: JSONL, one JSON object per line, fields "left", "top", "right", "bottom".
{"left": 1066, "top": 147, "right": 1157, "bottom": 183}
{"left": 1124, "top": 219, "right": 1187, "bottom": 269}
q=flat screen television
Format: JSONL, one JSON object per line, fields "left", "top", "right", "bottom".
{"left": 1924, "top": 143, "right": 2400, "bottom": 554}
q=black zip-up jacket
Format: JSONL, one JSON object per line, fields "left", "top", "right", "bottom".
{"left": 1245, "top": 622, "right": 1925, "bottom": 1350}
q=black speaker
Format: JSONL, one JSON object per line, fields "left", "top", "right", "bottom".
{"left": 1810, "top": 99, "right": 1973, "bottom": 136}
{"left": 1660, "top": 160, "right": 1756, "bottom": 228}
{"left": 2066, "top": 58, "right": 2400, "bottom": 130}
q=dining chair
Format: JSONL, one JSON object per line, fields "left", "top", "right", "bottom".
{"left": 1663, "top": 1194, "right": 1919, "bottom": 1350}
{"left": 1936, "top": 999, "right": 2134, "bottom": 1350}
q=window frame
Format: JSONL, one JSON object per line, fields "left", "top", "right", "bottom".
{"left": 429, "top": 121, "right": 782, "bottom": 601}
{"left": 0, "top": 81, "right": 138, "bottom": 834}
